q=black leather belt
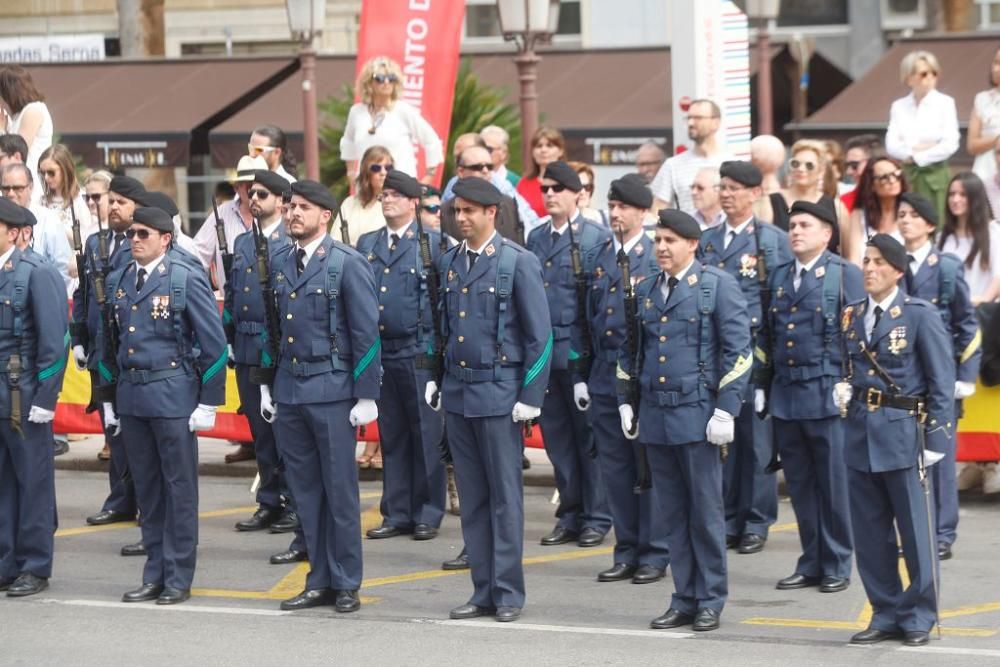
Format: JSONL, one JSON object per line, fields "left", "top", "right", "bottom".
{"left": 851, "top": 386, "right": 924, "bottom": 412}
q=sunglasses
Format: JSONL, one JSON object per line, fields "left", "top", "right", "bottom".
{"left": 125, "top": 228, "right": 157, "bottom": 240}
{"left": 460, "top": 162, "right": 491, "bottom": 173}
{"left": 582, "top": 184, "right": 595, "bottom": 194}
{"left": 845, "top": 160, "right": 863, "bottom": 171}
{"left": 85, "top": 192, "right": 107, "bottom": 203}
{"left": 369, "top": 163, "right": 394, "bottom": 174}
{"left": 789, "top": 159, "right": 816, "bottom": 171}
{"left": 248, "top": 144, "right": 276, "bottom": 155}
{"left": 540, "top": 183, "right": 568, "bottom": 194}
{"left": 0, "top": 184, "right": 27, "bottom": 193}
{"left": 875, "top": 171, "right": 902, "bottom": 185}
{"left": 373, "top": 73, "right": 398, "bottom": 84}
{"left": 915, "top": 70, "right": 937, "bottom": 79}
{"left": 421, "top": 204, "right": 441, "bottom": 214}
{"left": 248, "top": 189, "right": 272, "bottom": 200}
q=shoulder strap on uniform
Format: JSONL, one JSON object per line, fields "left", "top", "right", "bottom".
{"left": 494, "top": 241, "right": 518, "bottom": 377}
{"left": 820, "top": 261, "right": 842, "bottom": 375}
{"left": 578, "top": 220, "right": 602, "bottom": 253}
{"left": 169, "top": 263, "right": 191, "bottom": 361}
{"left": 755, "top": 224, "right": 779, "bottom": 270}
{"left": 325, "top": 245, "right": 350, "bottom": 371}
{"left": 11, "top": 256, "right": 34, "bottom": 348}
{"left": 355, "top": 230, "right": 380, "bottom": 259}
{"left": 937, "top": 252, "right": 960, "bottom": 308}
{"left": 697, "top": 269, "right": 719, "bottom": 380}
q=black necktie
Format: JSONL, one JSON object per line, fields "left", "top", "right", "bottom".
{"left": 551, "top": 231, "right": 560, "bottom": 245}
{"left": 725, "top": 230, "right": 736, "bottom": 249}
{"left": 112, "top": 232, "right": 125, "bottom": 257}
{"left": 905, "top": 254, "right": 915, "bottom": 292}
{"left": 795, "top": 267, "right": 807, "bottom": 292}
{"left": 664, "top": 276, "right": 679, "bottom": 304}
{"left": 390, "top": 233, "right": 400, "bottom": 253}
{"left": 467, "top": 250, "right": 478, "bottom": 271}
{"left": 871, "top": 305, "right": 883, "bottom": 339}
{"left": 296, "top": 248, "right": 306, "bottom": 275}
{"left": 135, "top": 267, "right": 147, "bottom": 291}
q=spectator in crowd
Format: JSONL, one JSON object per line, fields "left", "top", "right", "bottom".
{"left": 0, "top": 65, "right": 53, "bottom": 185}
{"left": 517, "top": 126, "right": 566, "bottom": 218}
{"left": 750, "top": 134, "right": 785, "bottom": 196}
{"left": 335, "top": 145, "right": 390, "bottom": 249}
{"left": 651, "top": 99, "right": 728, "bottom": 214}
{"left": 419, "top": 186, "right": 443, "bottom": 232}
{"left": 481, "top": 125, "right": 519, "bottom": 188}
{"left": 441, "top": 145, "right": 523, "bottom": 242}
{"left": 340, "top": 56, "right": 443, "bottom": 184}
{"left": 967, "top": 46, "right": 1000, "bottom": 186}
{"left": 886, "top": 50, "right": 959, "bottom": 222}
{"left": 634, "top": 142, "right": 666, "bottom": 185}
{"left": 690, "top": 166, "right": 724, "bottom": 231}
{"left": 940, "top": 172, "right": 1000, "bottom": 305}
{"left": 440, "top": 133, "right": 488, "bottom": 200}
{"left": 248, "top": 124, "right": 297, "bottom": 183}
{"left": 766, "top": 139, "right": 846, "bottom": 254}
{"left": 823, "top": 139, "right": 849, "bottom": 197}
{"left": 845, "top": 156, "right": 908, "bottom": 266}
{"left": 214, "top": 181, "right": 236, "bottom": 208}
{"left": 570, "top": 161, "right": 606, "bottom": 226}
{"left": 37, "top": 143, "right": 94, "bottom": 241}
{"left": 840, "top": 134, "right": 884, "bottom": 212}
{"left": 0, "top": 162, "right": 71, "bottom": 289}
{"left": 0, "top": 132, "right": 38, "bottom": 207}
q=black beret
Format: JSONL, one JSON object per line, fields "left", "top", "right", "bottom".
{"left": 254, "top": 169, "right": 290, "bottom": 196}
{"left": 657, "top": 209, "right": 702, "bottom": 240}
{"left": 383, "top": 169, "right": 423, "bottom": 199}
{"left": 898, "top": 192, "right": 938, "bottom": 228}
{"left": 20, "top": 206, "right": 37, "bottom": 227}
{"left": 132, "top": 206, "right": 174, "bottom": 233}
{"left": 867, "top": 233, "right": 908, "bottom": 273}
{"left": 0, "top": 198, "right": 28, "bottom": 226}
{"left": 421, "top": 185, "right": 441, "bottom": 198}
{"left": 136, "top": 191, "right": 179, "bottom": 217}
{"left": 109, "top": 175, "right": 146, "bottom": 201}
{"left": 452, "top": 177, "right": 502, "bottom": 207}
{"left": 608, "top": 173, "right": 653, "bottom": 209}
{"left": 290, "top": 180, "right": 337, "bottom": 212}
{"left": 542, "top": 160, "right": 582, "bottom": 192}
{"left": 719, "top": 161, "right": 762, "bottom": 187}
{"left": 788, "top": 199, "right": 837, "bottom": 227}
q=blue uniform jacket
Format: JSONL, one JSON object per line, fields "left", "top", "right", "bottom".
{"left": 0, "top": 249, "right": 69, "bottom": 416}
{"left": 270, "top": 236, "right": 381, "bottom": 405}
{"left": 71, "top": 231, "right": 132, "bottom": 370}
{"left": 437, "top": 234, "right": 552, "bottom": 417}
{"left": 843, "top": 291, "right": 955, "bottom": 473}
{"left": 766, "top": 251, "right": 864, "bottom": 420}
{"left": 618, "top": 260, "right": 752, "bottom": 445}
{"left": 223, "top": 221, "right": 291, "bottom": 366}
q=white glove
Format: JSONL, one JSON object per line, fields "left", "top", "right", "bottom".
{"left": 102, "top": 402, "right": 121, "bottom": 437}
{"left": 573, "top": 382, "right": 590, "bottom": 411}
{"left": 705, "top": 408, "right": 735, "bottom": 446}
{"left": 618, "top": 404, "right": 639, "bottom": 440}
{"left": 72, "top": 344, "right": 88, "bottom": 370}
{"left": 425, "top": 381, "right": 441, "bottom": 412}
{"left": 924, "top": 449, "right": 945, "bottom": 467}
{"left": 188, "top": 404, "right": 217, "bottom": 432}
{"left": 754, "top": 389, "right": 766, "bottom": 414}
{"left": 832, "top": 382, "right": 853, "bottom": 411}
{"left": 27, "top": 405, "right": 55, "bottom": 424}
{"left": 955, "top": 381, "right": 976, "bottom": 400}
{"left": 260, "top": 385, "right": 277, "bottom": 423}
{"left": 349, "top": 398, "right": 378, "bottom": 427}
{"left": 512, "top": 402, "right": 541, "bottom": 422}
{"left": 227, "top": 344, "right": 235, "bottom": 363}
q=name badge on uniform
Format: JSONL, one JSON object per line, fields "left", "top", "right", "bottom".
{"left": 888, "top": 326, "right": 907, "bottom": 354}
{"left": 151, "top": 295, "right": 171, "bottom": 320}
{"left": 927, "top": 253, "right": 938, "bottom": 267}
{"left": 739, "top": 253, "right": 758, "bottom": 279}
{"left": 485, "top": 244, "right": 496, "bottom": 257}
{"left": 815, "top": 266, "right": 825, "bottom": 278}
{"left": 687, "top": 273, "right": 698, "bottom": 286}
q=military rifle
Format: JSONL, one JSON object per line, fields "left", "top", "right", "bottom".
{"left": 213, "top": 195, "right": 233, "bottom": 282}
{"left": 248, "top": 217, "right": 281, "bottom": 387}
{"left": 69, "top": 204, "right": 90, "bottom": 348}
{"left": 93, "top": 216, "right": 119, "bottom": 408}
{"left": 616, "top": 227, "right": 650, "bottom": 492}
{"left": 566, "top": 220, "right": 593, "bottom": 381}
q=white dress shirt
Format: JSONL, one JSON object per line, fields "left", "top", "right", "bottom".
{"left": 886, "top": 89, "right": 960, "bottom": 167}
{"left": 793, "top": 253, "right": 823, "bottom": 291}
{"left": 294, "top": 234, "right": 325, "bottom": 267}
{"left": 134, "top": 253, "right": 166, "bottom": 288}
{"left": 723, "top": 216, "right": 753, "bottom": 249}
{"left": 661, "top": 259, "right": 695, "bottom": 300}
{"left": 907, "top": 240, "right": 933, "bottom": 276}
{"left": 385, "top": 221, "right": 412, "bottom": 250}
{"left": 864, "top": 288, "right": 898, "bottom": 340}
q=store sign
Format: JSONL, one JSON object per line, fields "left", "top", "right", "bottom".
{"left": 0, "top": 34, "right": 105, "bottom": 63}
{"left": 98, "top": 141, "right": 170, "bottom": 169}
{"left": 580, "top": 136, "right": 668, "bottom": 166}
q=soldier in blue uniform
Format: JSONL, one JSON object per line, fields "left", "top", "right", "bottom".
{"left": 0, "top": 199, "right": 68, "bottom": 597}
{"left": 896, "top": 192, "right": 981, "bottom": 561}
{"left": 699, "top": 161, "right": 790, "bottom": 555}
{"left": 586, "top": 175, "right": 670, "bottom": 585}
{"left": 526, "top": 160, "right": 612, "bottom": 548}
{"left": 836, "top": 234, "right": 954, "bottom": 646}
{"left": 425, "top": 177, "right": 552, "bottom": 623}
{"left": 619, "top": 209, "right": 751, "bottom": 632}
{"left": 358, "top": 170, "right": 446, "bottom": 541}
{"left": 761, "top": 200, "right": 863, "bottom": 594}
{"left": 258, "top": 180, "right": 380, "bottom": 613}
{"left": 98, "top": 206, "right": 227, "bottom": 605}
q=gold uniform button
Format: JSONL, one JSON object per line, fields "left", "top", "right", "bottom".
{"left": 286, "top": 313, "right": 293, "bottom": 320}
{"left": 659, "top": 335, "right": 667, "bottom": 342}
{"left": 380, "top": 286, "right": 387, "bottom": 293}
{"left": 384, "top": 268, "right": 390, "bottom": 274}
{"left": 459, "top": 311, "right": 466, "bottom": 318}
{"left": 867, "top": 369, "right": 875, "bottom": 376}
{"left": 462, "top": 287, "right": 468, "bottom": 294}
{"left": 379, "top": 325, "right": 385, "bottom": 331}
{"left": 242, "top": 305, "right": 248, "bottom": 312}
{"left": 790, "top": 306, "right": 798, "bottom": 313}
{"left": 287, "top": 336, "right": 294, "bottom": 343}
{"left": 290, "top": 292, "right": 296, "bottom": 299}
{"left": 459, "top": 361, "right": 466, "bottom": 367}
{"left": 659, "top": 376, "right": 666, "bottom": 384}
{"left": 605, "top": 330, "right": 613, "bottom": 336}
{"left": 131, "top": 305, "right": 138, "bottom": 311}
{"left": 457, "top": 336, "right": 464, "bottom": 343}
{"left": 660, "top": 316, "right": 667, "bottom": 322}
{"left": 128, "top": 326, "right": 135, "bottom": 332}
{"left": 128, "top": 348, "right": 134, "bottom": 354}
{"left": 659, "top": 355, "right": 666, "bottom": 363}
{"left": 787, "top": 323, "right": 795, "bottom": 330}
{"left": 786, "top": 340, "right": 794, "bottom": 348}
{"left": 243, "top": 287, "right": 250, "bottom": 293}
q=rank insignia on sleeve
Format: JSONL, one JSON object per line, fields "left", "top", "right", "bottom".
{"left": 485, "top": 244, "right": 496, "bottom": 257}
{"left": 841, "top": 306, "right": 853, "bottom": 332}
{"left": 815, "top": 266, "right": 825, "bottom": 278}
{"left": 889, "top": 305, "right": 902, "bottom": 319}
{"left": 687, "top": 273, "right": 698, "bottom": 286}
{"left": 927, "top": 253, "right": 938, "bottom": 266}
{"left": 316, "top": 246, "right": 326, "bottom": 257}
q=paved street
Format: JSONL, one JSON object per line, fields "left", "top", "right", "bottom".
{"left": 2, "top": 468, "right": 999, "bottom": 665}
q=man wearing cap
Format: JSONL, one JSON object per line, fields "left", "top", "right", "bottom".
{"left": 760, "top": 199, "right": 863, "bottom": 595}
{"left": 425, "top": 176, "right": 551, "bottom": 623}
{"left": 100, "top": 206, "right": 227, "bottom": 605}
{"left": 699, "top": 160, "right": 790, "bottom": 556}
{"left": 586, "top": 174, "right": 670, "bottom": 585}
{"left": 258, "top": 180, "right": 380, "bottom": 614}
{"left": 526, "top": 159, "right": 612, "bottom": 549}
{"left": 441, "top": 145, "right": 524, "bottom": 244}
{"left": 225, "top": 170, "right": 306, "bottom": 561}
{"left": 618, "top": 208, "right": 750, "bottom": 631}
{"left": 0, "top": 199, "right": 68, "bottom": 598}
{"left": 896, "top": 191, "right": 981, "bottom": 561}
{"left": 835, "top": 234, "right": 954, "bottom": 647}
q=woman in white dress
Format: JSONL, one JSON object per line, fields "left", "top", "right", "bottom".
{"left": 0, "top": 65, "right": 53, "bottom": 189}
{"left": 966, "top": 46, "right": 1000, "bottom": 184}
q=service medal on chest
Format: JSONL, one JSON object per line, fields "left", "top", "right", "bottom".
{"left": 739, "top": 253, "right": 758, "bottom": 279}
{"left": 888, "top": 326, "right": 907, "bottom": 354}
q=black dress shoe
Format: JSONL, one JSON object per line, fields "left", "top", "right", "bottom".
{"left": 850, "top": 627, "right": 901, "bottom": 644}
{"left": 235, "top": 507, "right": 280, "bottom": 532}
{"left": 53, "top": 439, "right": 69, "bottom": 457}
{"left": 366, "top": 524, "right": 410, "bottom": 539}
{"left": 156, "top": 587, "right": 190, "bottom": 605}
{"left": 281, "top": 588, "right": 336, "bottom": 611}
{"left": 903, "top": 630, "right": 930, "bottom": 646}
{"left": 442, "top": 550, "right": 470, "bottom": 571}
{"left": 269, "top": 511, "right": 300, "bottom": 534}
{"left": 819, "top": 576, "right": 849, "bottom": 593}
{"left": 122, "top": 583, "right": 164, "bottom": 602}
{"left": 540, "top": 527, "right": 578, "bottom": 546}
{"left": 737, "top": 533, "right": 766, "bottom": 554}
{"left": 496, "top": 606, "right": 521, "bottom": 622}
{"left": 120, "top": 542, "right": 146, "bottom": 557}
{"left": 692, "top": 608, "right": 721, "bottom": 632}
{"left": 450, "top": 603, "right": 494, "bottom": 619}
{"left": 413, "top": 524, "right": 438, "bottom": 541}
{"left": 632, "top": 565, "right": 666, "bottom": 584}
{"left": 0, "top": 577, "right": 15, "bottom": 592}
{"left": 86, "top": 509, "right": 135, "bottom": 526}
{"left": 577, "top": 527, "right": 606, "bottom": 548}
{"left": 334, "top": 589, "right": 360, "bottom": 613}
{"left": 6, "top": 573, "right": 48, "bottom": 597}
{"left": 522, "top": 454, "right": 531, "bottom": 470}
{"left": 726, "top": 535, "right": 740, "bottom": 549}
{"left": 775, "top": 573, "right": 821, "bottom": 590}
{"left": 938, "top": 542, "right": 953, "bottom": 561}
{"left": 269, "top": 549, "right": 308, "bottom": 565}
{"left": 597, "top": 563, "right": 636, "bottom": 582}
{"left": 650, "top": 608, "right": 694, "bottom": 629}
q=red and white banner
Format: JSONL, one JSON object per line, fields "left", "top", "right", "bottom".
{"left": 356, "top": 0, "right": 465, "bottom": 184}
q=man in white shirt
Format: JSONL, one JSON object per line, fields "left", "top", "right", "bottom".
{"left": 691, "top": 167, "right": 725, "bottom": 231}
{"left": 652, "top": 99, "right": 729, "bottom": 214}
{"left": 249, "top": 124, "right": 297, "bottom": 183}
{"left": 0, "top": 163, "right": 71, "bottom": 289}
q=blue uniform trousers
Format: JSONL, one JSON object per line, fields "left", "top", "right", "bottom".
{"left": 540, "top": 369, "right": 611, "bottom": 534}
{"left": 929, "top": 402, "right": 959, "bottom": 546}
{"left": 0, "top": 420, "right": 56, "bottom": 580}
{"left": 773, "top": 416, "right": 853, "bottom": 579}
{"left": 235, "top": 364, "right": 293, "bottom": 512}
{"left": 590, "top": 394, "right": 669, "bottom": 569}
{"left": 377, "top": 358, "right": 445, "bottom": 529}
{"left": 121, "top": 415, "right": 199, "bottom": 590}
{"left": 447, "top": 412, "right": 525, "bottom": 609}
{"left": 97, "top": 402, "right": 136, "bottom": 517}
{"left": 724, "top": 397, "right": 777, "bottom": 539}
{"left": 274, "top": 400, "right": 361, "bottom": 591}
{"left": 647, "top": 441, "right": 727, "bottom": 614}
{"left": 848, "top": 466, "right": 938, "bottom": 633}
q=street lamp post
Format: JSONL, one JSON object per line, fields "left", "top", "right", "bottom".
{"left": 496, "top": 0, "right": 560, "bottom": 172}
{"left": 286, "top": 0, "right": 327, "bottom": 181}
{"left": 745, "top": 0, "right": 781, "bottom": 137}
